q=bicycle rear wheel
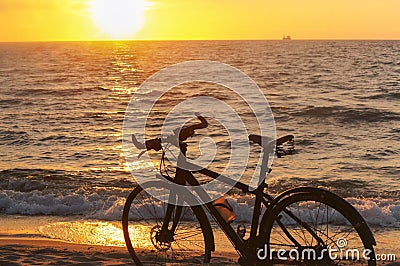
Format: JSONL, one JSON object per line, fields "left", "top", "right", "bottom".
{"left": 261, "top": 191, "right": 376, "bottom": 265}
{"left": 122, "top": 182, "right": 213, "bottom": 265}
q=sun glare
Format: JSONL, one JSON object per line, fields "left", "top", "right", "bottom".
{"left": 89, "top": 0, "right": 150, "bottom": 39}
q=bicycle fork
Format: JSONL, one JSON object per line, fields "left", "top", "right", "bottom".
{"left": 157, "top": 168, "right": 187, "bottom": 245}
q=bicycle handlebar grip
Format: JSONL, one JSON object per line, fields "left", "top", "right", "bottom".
{"left": 175, "top": 115, "right": 208, "bottom": 141}
{"left": 194, "top": 114, "right": 208, "bottom": 129}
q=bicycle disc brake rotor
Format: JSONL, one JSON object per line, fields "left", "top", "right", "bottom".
{"left": 150, "top": 225, "right": 173, "bottom": 252}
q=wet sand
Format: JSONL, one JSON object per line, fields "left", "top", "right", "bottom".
{"left": 0, "top": 237, "right": 398, "bottom": 265}
{"left": 0, "top": 237, "right": 238, "bottom": 265}
{"left": 0, "top": 216, "right": 398, "bottom": 265}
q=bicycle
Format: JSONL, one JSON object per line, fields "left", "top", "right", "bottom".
{"left": 122, "top": 115, "right": 376, "bottom": 265}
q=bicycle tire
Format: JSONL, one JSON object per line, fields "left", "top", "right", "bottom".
{"left": 260, "top": 191, "right": 376, "bottom": 265}
{"left": 122, "top": 182, "right": 214, "bottom": 265}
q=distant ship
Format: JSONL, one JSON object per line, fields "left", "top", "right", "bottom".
{"left": 282, "top": 35, "right": 292, "bottom": 40}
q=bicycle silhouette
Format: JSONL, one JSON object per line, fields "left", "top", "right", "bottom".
{"left": 123, "top": 115, "right": 376, "bottom": 265}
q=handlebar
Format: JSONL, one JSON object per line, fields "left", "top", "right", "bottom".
{"left": 131, "top": 114, "right": 294, "bottom": 159}
{"left": 131, "top": 135, "right": 162, "bottom": 151}
{"left": 131, "top": 114, "right": 208, "bottom": 153}
{"left": 173, "top": 114, "right": 208, "bottom": 141}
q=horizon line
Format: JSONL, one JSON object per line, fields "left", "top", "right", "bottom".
{"left": 1, "top": 38, "right": 400, "bottom": 43}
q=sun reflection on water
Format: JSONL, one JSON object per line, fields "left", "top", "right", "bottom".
{"left": 40, "top": 221, "right": 126, "bottom": 247}
{"left": 39, "top": 221, "right": 163, "bottom": 249}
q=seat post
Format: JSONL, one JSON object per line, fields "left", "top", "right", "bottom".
{"left": 249, "top": 144, "right": 273, "bottom": 190}
{"left": 259, "top": 144, "right": 273, "bottom": 183}
{"left": 249, "top": 184, "right": 263, "bottom": 239}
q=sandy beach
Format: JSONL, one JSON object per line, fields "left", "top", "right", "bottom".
{"left": 0, "top": 236, "right": 398, "bottom": 265}
{"left": 0, "top": 238, "right": 133, "bottom": 266}
{"left": 0, "top": 237, "right": 241, "bottom": 265}
{"left": 0, "top": 216, "right": 398, "bottom": 265}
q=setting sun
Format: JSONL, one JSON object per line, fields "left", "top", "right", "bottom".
{"left": 89, "top": 0, "right": 150, "bottom": 39}
{"left": 0, "top": 0, "right": 399, "bottom": 41}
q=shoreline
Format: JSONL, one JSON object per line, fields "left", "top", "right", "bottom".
{"left": 0, "top": 215, "right": 398, "bottom": 265}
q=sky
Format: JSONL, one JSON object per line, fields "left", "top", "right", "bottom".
{"left": 0, "top": 0, "right": 399, "bottom": 42}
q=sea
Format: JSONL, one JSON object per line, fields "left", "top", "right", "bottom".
{"left": 0, "top": 40, "right": 399, "bottom": 252}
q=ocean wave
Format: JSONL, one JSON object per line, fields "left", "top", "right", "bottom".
{"left": 0, "top": 189, "right": 127, "bottom": 220}
{"left": 0, "top": 129, "right": 30, "bottom": 145}
{"left": 0, "top": 171, "right": 129, "bottom": 218}
{"left": 231, "top": 194, "right": 400, "bottom": 227}
{"left": 360, "top": 91, "right": 400, "bottom": 100}
{"left": 37, "top": 134, "right": 100, "bottom": 144}
{"left": 0, "top": 169, "right": 79, "bottom": 192}
{"left": 267, "top": 177, "right": 371, "bottom": 195}
{"left": 14, "top": 86, "right": 108, "bottom": 97}
{"left": 292, "top": 106, "right": 400, "bottom": 123}
{"left": 0, "top": 99, "right": 23, "bottom": 107}
{"left": 346, "top": 197, "right": 400, "bottom": 227}
{"left": 0, "top": 170, "right": 398, "bottom": 227}
{"left": 0, "top": 169, "right": 135, "bottom": 192}
{"left": 0, "top": 187, "right": 399, "bottom": 228}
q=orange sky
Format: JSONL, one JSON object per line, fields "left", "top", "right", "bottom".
{"left": 0, "top": 0, "right": 399, "bottom": 41}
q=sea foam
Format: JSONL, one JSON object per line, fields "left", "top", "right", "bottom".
{"left": 1, "top": 188, "right": 399, "bottom": 228}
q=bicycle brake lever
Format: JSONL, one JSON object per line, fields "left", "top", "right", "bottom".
{"left": 132, "top": 134, "right": 148, "bottom": 158}
{"left": 137, "top": 150, "right": 146, "bottom": 159}
{"left": 132, "top": 134, "right": 146, "bottom": 149}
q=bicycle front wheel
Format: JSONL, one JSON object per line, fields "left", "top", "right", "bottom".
{"left": 122, "top": 182, "right": 213, "bottom": 265}
{"left": 261, "top": 191, "right": 376, "bottom": 265}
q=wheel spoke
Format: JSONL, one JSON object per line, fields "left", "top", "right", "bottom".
{"left": 265, "top": 192, "right": 375, "bottom": 265}
{"left": 122, "top": 185, "right": 209, "bottom": 265}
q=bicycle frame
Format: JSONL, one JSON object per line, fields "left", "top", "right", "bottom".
{"left": 125, "top": 131, "right": 376, "bottom": 265}
{"left": 159, "top": 143, "right": 275, "bottom": 260}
